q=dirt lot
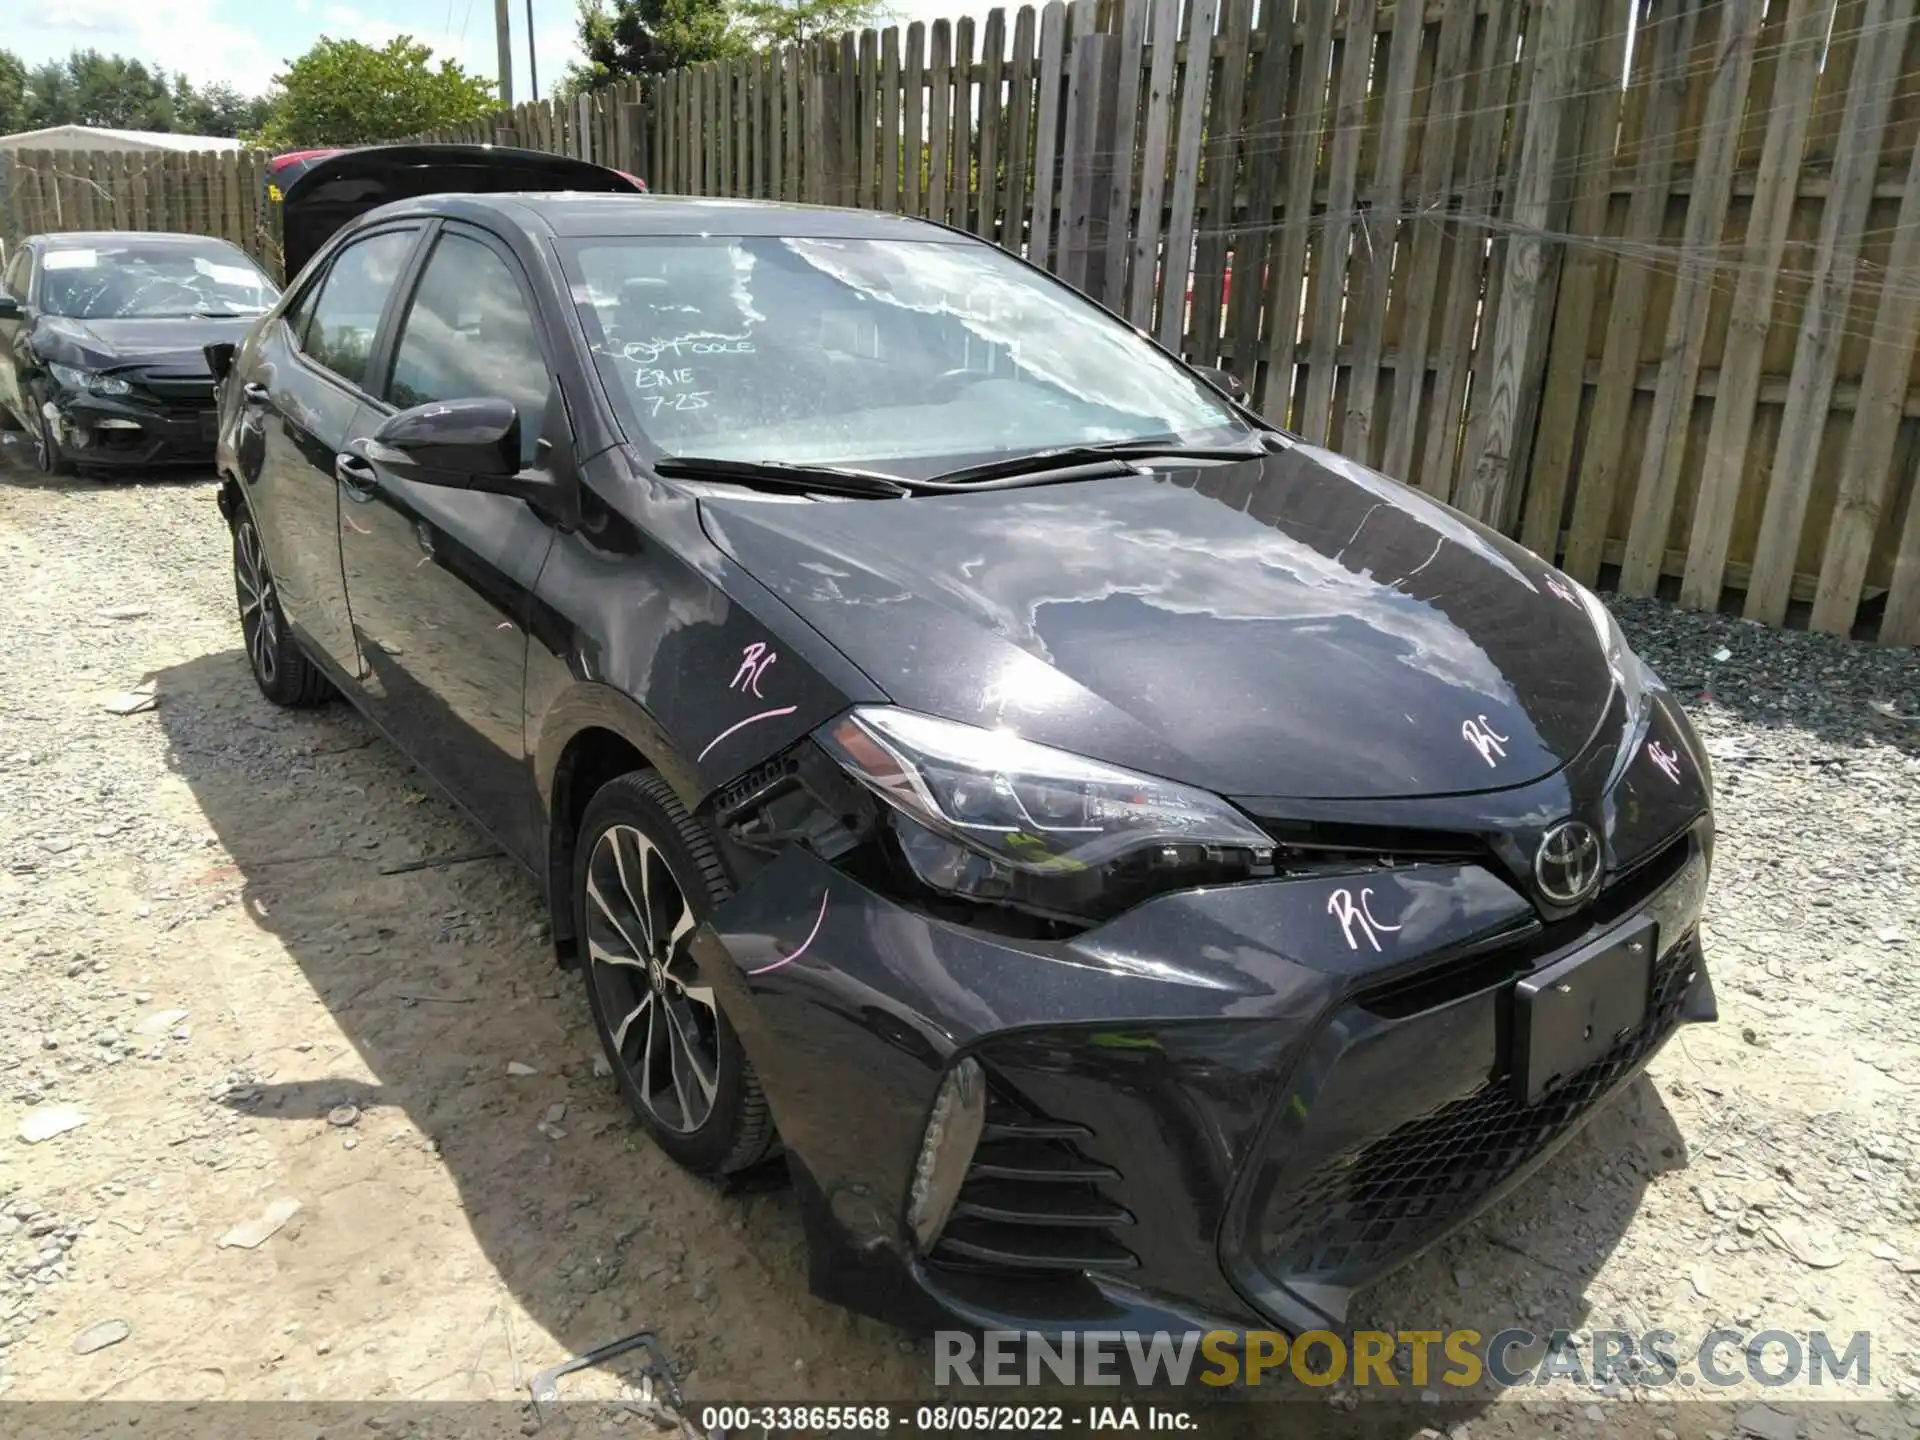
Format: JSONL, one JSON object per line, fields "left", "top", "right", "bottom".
{"left": 0, "top": 444, "right": 1917, "bottom": 1434}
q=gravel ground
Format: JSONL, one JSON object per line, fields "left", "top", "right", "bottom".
{"left": 0, "top": 441, "right": 1916, "bottom": 1437}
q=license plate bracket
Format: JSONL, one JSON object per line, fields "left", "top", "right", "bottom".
{"left": 1511, "top": 919, "right": 1655, "bottom": 1105}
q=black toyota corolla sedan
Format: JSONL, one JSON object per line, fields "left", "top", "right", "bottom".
{"left": 211, "top": 191, "right": 1716, "bottom": 1338}
{"left": 1, "top": 231, "right": 278, "bottom": 474}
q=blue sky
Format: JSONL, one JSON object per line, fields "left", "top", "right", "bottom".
{"left": 14, "top": 0, "right": 988, "bottom": 105}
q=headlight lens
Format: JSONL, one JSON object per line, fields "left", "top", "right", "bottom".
{"left": 817, "top": 707, "right": 1274, "bottom": 922}
{"left": 1570, "top": 578, "right": 1661, "bottom": 719}
{"left": 1566, "top": 576, "right": 1668, "bottom": 788}
{"left": 47, "top": 364, "right": 130, "bottom": 397}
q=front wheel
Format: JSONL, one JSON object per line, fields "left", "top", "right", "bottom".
{"left": 31, "top": 393, "right": 72, "bottom": 476}
{"left": 575, "top": 770, "right": 774, "bottom": 1176}
{"left": 233, "top": 510, "right": 332, "bottom": 707}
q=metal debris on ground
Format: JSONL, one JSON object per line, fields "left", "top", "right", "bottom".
{"left": 528, "top": 1326, "right": 694, "bottom": 1434}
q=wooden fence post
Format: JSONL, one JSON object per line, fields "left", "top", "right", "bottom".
{"left": 1057, "top": 31, "right": 1117, "bottom": 299}
{"left": 622, "top": 93, "right": 648, "bottom": 181}
{"left": 1744, "top": 0, "right": 1912, "bottom": 625}
{"left": 1455, "top": 0, "right": 1585, "bottom": 528}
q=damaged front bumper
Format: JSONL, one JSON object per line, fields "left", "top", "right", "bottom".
{"left": 41, "top": 388, "right": 218, "bottom": 468}
{"left": 689, "top": 820, "right": 1715, "bottom": 1339}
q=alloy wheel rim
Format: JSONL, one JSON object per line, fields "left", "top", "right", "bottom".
{"left": 584, "top": 823, "right": 719, "bottom": 1134}
{"left": 235, "top": 521, "right": 280, "bottom": 684}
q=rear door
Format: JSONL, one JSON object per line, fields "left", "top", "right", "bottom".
{"left": 336, "top": 222, "right": 560, "bottom": 860}
{"left": 242, "top": 224, "right": 422, "bottom": 678}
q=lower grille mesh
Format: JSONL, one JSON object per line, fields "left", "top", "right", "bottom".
{"left": 1257, "top": 933, "right": 1701, "bottom": 1282}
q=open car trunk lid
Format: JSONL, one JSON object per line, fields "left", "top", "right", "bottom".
{"left": 268, "top": 143, "right": 647, "bottom": 281}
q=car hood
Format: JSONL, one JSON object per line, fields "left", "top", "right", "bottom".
{"left": 697, "top": 441, "right": 1618, "bottom": 801}
{"left": 34, "top": 315, "right": 260, "bottom": 372}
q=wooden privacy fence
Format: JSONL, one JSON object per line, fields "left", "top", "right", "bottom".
{"left": 426, "top": 0, "right": 1920, "bottom": 643}
{"left": 10, "top": 0, "right": 1920, "bottom": 641}
{"left": 0, "top": 147, "right": 282, "bottom": 277}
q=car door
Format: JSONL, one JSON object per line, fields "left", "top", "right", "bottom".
{"left": 0, "top": 245, "right": 33, "bottom": 427}
{"left": 336, "top": 223, "right": 559, "bottom": 861}
{"left": 243, "top": 224, "right": 421, "bottom": 679}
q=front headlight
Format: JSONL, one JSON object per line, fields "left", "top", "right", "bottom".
{"left": 1567, "top": 576, "right": 1668, "bottom": 787}
{"left": 817, "top": 707, "right": 1274, "bottom": 923}
{"left": 47, "top": 364, "right": 131, "bottom": 397}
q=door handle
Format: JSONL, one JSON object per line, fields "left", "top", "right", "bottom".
{"left": 241, "top": 381, "right": 270, "bottom": 405}
{"left": 334, "top": 453, "right": 378, "bottom": 496}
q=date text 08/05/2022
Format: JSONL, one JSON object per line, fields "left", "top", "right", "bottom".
{"left": 697, "top": 1406, "right": 1196, "bottom": 1434}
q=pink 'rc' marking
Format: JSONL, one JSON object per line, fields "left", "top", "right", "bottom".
{"left": 746, "top": 892, "right": 829, "bottom": 976}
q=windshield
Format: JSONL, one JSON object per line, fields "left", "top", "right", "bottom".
{"left": 562, "top": 235, "right": 1249, "bottom": 475}
{"left": 38, "top": 242, "right": 279, "bottom": 320}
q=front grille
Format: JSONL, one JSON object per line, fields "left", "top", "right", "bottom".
{"left": 929, "top": 1090, "right": 1137, "bottom": 1274}
{"left": 128, "top": 371, "right": 215, "bottom": 416}
{"left": 1256, "top": 932, "right": 1699, "bottom": 1282}
{"left": 1251, "top": 816, "right": 1487, "bottom": 876}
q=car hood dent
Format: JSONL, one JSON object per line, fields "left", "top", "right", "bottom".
{"left": 33, "top": 314, "right": 258, "bottom": 372}
{"left": 697, "top": 443, "right": 1616, "bottom": 800}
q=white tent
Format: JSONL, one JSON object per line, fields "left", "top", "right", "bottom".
{"left": 0, "top": 126, "right": 242, "bottom": 154}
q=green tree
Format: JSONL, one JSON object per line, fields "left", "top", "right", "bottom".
{"left": 252, "top": 36, "right": 496, "bottom": 150}
{"left": 15, "top": 50, "right": 177, "bottom": 131}
{"left": 172, "top": 77, "right": 272, "bottom": 139}
{"left": 563, "top": 0, "right": 746, "bottom": 93}
{"left": 0, "top": 49, "right": 28, "bottom": 135}
{"left": 734, "top": 0, "right": 889, "bottom": 48}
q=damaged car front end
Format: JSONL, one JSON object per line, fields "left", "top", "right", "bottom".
{"left": 682, "top": 451, "right": 1718, "bottom": 1338}
{"left": 0, "top": 232, "right": 276, "bottom": 475}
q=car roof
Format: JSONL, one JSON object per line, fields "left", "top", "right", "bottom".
{"left": 31, "top": 231, "right": 249, "bottom": 251}
{"left": 355, "top": 192, "right": 971, "bottom": 243}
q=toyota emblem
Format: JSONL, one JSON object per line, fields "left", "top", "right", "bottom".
{"left": 1534, "top": 821, "right": 1602, "bottom": 906}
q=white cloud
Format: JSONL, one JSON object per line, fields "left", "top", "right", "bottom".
{"left": 15, "top": 0, "right": 285, "bottom": 92}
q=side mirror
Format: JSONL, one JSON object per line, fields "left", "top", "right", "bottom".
{"left": 367, "top": 397, "right": 523, "bottom": 486}
{"left": 1193, "top": 364, "right": 1249, "bottom": 405}
{"left": 204, "top": 341, "right": 237, "bottom": 385}
{"left": 0, "top": 294, "right": 20, "bottom": 320}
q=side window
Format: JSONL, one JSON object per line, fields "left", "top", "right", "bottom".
{"left": 387, "top": 232, "right": 550, "bottom": 466}
{"left": 281, "top": 272, "right": 322, "bottom": 349}
{"left": 302, "top": 229, "right": 416, "bottom": 389}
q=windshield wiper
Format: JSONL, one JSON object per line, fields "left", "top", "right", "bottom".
{"left": 653, "top": 455, "right": 913, "bottom": 499}
{"left": 922, "top": 437, "right": 1269, "bottom": 488}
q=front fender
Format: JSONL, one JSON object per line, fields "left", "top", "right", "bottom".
{"left": 532, "top": 680, "right": 689, "bottom": 815}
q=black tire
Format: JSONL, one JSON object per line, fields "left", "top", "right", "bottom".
{"left": 232, "top": 509, "right": 332, "bottom": 708}
{"left": 574, "top": 770, "right": 774, "bottom": 1177}
{"left": 30, "top": 391, "right": 73, "bottom": 476}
